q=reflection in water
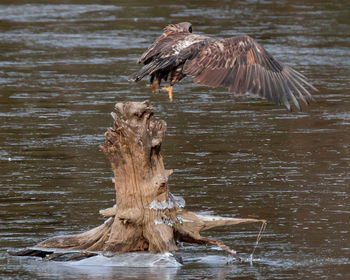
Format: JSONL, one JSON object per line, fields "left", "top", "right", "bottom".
{"left": 1, "top": 0, "right": 350, "bottom": 279}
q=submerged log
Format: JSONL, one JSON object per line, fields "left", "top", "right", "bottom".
{"left": 9, "top": 100, "right": 266, "bottom": 261}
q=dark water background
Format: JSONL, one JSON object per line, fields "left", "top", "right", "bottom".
{"left": 1, "top": 0, "right": 350, "bottom": 279}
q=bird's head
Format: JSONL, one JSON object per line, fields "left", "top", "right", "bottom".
{"left": 164, "top": 22, "right": 192, "bottom": 34}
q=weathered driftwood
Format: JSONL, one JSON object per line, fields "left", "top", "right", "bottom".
{"left": 9, "top": 100, "right": 266, "bottom": 262}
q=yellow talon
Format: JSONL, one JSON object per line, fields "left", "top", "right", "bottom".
{"left": 161, "top": 86, "right": 173, "bottom": 102}
{"left": 146, "top": 82, "right": 159, "bottom": 93}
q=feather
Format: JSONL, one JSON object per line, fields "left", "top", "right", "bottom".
{"left": 183, "top": 35, "right": 316, "bottom": 109}
{"left": 130, "top": 22, "right": 317, "bottom": 110}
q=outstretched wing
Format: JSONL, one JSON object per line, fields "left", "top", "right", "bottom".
{"left": 183, "top": 35, "right": 317, "bottom": 110}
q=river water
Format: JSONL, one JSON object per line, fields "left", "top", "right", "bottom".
{"left": 1, "top": 0, "right": 349, "bottom": 279}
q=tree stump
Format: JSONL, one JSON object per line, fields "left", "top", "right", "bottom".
{"left": 9, "top": 101, "right": 266, "bottom": 262}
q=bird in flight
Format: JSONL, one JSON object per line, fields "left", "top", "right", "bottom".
{"left": 129, "top": 22, "right": 317, "bottom": 110}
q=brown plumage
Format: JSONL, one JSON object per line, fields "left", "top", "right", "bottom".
{"left": 129, "top": 22, "right": 317, "bottom": 110}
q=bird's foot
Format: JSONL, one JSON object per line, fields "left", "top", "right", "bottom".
{"left": 146, "top": 82, "right": 159, "bottom": 93}
{"left": 161, "top": 86, "right": 173, "bottom": 102}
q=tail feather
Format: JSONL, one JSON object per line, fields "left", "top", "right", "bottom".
{"left": 128, "top": 63, "right": 154, "bottom": 82}
{"left": 128, "top": 56, "right": 178, "bottom": 83}
{"left": 128, "top": 72, "right": 142, "bottom": 82}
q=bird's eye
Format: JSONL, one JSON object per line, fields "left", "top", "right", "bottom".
{"left": 188, "top": 26, "right": 192, "bottom": 33}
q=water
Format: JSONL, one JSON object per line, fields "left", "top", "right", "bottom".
{"left": 1, "top": 0, "right": 350, "bottom": 279}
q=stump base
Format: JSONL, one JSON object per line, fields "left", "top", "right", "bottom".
{"left": 10, "top": 101, "right": 266, "bottom": 261}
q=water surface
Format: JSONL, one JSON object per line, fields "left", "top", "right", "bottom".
{"left": 1, "top": 0, "right": 350, "bottom": 279}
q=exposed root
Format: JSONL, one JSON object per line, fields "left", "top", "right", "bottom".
{"left": 8, "top": 248, "right": 52, "bottom": 258}
{"left": 9, "top": 248, "right": 98, "bottom": 262}
{"left": 174, "top": 210, "right": 266, "bottom": 260}
{"left": 99, "top": 206, "right": 117, "bottom": 218}
{"left": 64, "top": 251, "right": 97, "bottom": 261}
{"left": 180, "top": 233, "right": 240, "bottom": 260}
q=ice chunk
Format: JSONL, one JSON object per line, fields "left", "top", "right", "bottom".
{"left": 66, "top": 252, "right": 182, "bottom": 268}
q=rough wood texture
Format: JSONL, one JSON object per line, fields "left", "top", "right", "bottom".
{"left": 10, "top": 101, "right": 266, "bottom": 261}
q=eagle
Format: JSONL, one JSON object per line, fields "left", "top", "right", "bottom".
{"left": 128, "top": 22, "right": 317, "bottom": 110}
